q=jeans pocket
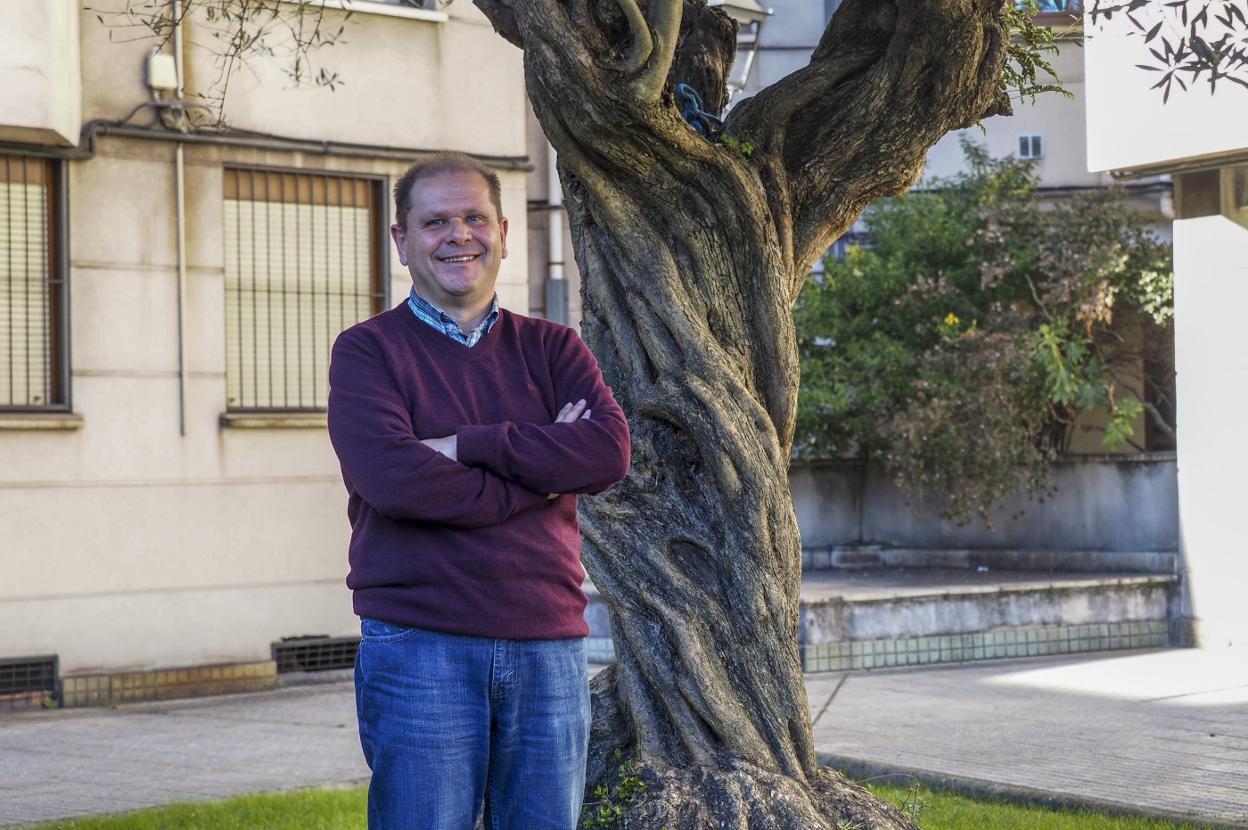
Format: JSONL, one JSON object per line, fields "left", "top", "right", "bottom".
{"left": 360, "top": 617, "right": 418, "bottom": 643}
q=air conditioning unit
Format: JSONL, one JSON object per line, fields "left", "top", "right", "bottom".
{"left": 1018, "top": 134, "right": 1045, "bottom": 160}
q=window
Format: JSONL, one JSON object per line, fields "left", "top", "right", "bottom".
{"left": 1017, "top": 134, "right": 1045, "bottom": 160}
{"left": 223, "top": 168, "right": 386, "bottom": 411}
{"left": 0, "top": 154, "right": 66, "bottom": 410}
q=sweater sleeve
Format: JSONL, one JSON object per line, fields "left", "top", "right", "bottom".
{"left": 327, "top": 328, "right": 549, "bottom": 528}
{"left": 456, "top": 328, "right": 631, "bottom": 495}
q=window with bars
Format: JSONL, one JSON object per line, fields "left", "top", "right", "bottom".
{"left": 223, "top": 168, "right": 386, "bottom": 411}
{"left": 1, "top": 154, "right": 65, "bottom": 410}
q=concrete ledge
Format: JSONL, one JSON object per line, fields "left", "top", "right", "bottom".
{"left": 0, "top": 412, "right": 83, "bottom": 430}
{"left": 219, "top": 411, "right": 327, "bottom": 429}
{"left": 802, "top": 546, "right": 1179, "bottom": 574}
{"left": 820, "top": 754, "right": 1248, "bottom": 830}
{"left": 61, "top": 660, "right": 277, "bottom": 708}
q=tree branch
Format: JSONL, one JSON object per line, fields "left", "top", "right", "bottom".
{"left": 727, "top": 0, "right": 1009, "bottom": 289}
{"left": 473, "top": 0, "right": 525, "bottom": 48}
{"left": 615, "top": 0, "right": 656, "bottom": 74}
{"left": 637, "top": 0, "right": 685, "bottom": 100}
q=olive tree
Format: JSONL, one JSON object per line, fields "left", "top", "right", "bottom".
{"left": 465, "top": 1, "right": 1024, "bottom": 826}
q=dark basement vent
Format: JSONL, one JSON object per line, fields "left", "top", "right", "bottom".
{"left": 272, "top": 636, "right": 359, "bottom": 674}
{"left": 0, "top": 655, "right": 58, "bottom": 709}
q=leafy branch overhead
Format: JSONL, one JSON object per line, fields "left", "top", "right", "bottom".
{"left": 1087, "top": 0, "right": 1248, "bottom": 99}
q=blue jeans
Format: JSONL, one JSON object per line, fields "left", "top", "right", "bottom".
{"left": 354, "top": 619, "right": 590, "bottom": 830}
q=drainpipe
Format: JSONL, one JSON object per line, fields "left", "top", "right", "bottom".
{"left": 173, "top": 0, "right": 189, "bottom": 436}
{"left": 544, "top": 143, "right": 569, "bottom": 326}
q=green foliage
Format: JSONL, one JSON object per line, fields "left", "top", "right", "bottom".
{"left": 865, "top": 781, "right": 1204, "bottom": 829}
{"left": 35, "top": 787, "right": 366, "bottom": 829}
{"left": 794, "top": 142, "right": 1173, "bottom": 523}
{"left": 720, "top": 134, "right": 755, "bottom": 160}
{"left": 580, "top": 750, "right": 649, "bottom": 828}
{"left": 1003, "top": 0, "right": 1075, "bottom": 104}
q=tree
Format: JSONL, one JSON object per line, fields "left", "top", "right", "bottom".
{"left": 464, "top": 1, "right": 1031, "bottom": 826}
{"left": 794, "top": 143, "right": 1174, "bottom": 524}
{"left": 102, "top": 1, "right": 1047, "bottom": 826}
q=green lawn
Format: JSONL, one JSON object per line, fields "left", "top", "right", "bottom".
{"left": 35, "top": 783, "right": 1202, "bottom": 830}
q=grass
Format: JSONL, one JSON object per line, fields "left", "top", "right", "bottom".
{"left": 34, "top": 782, "right": 1205, "bottom": 829}
{"left": 868, "top": 782, "right": 1204, "bottom": 830}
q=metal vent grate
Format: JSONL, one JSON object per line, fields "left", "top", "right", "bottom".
{"left": 272, "top": 636, "right": 359, "bottom": 674}
{"left": 0, "top": 654, "right": 58, "bottom": 710}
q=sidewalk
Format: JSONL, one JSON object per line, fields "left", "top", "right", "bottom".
{"left": 1, "top": 649, "right": 1246, "bottom": 828}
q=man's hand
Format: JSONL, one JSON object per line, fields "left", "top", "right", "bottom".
{"left": 548, "top": 400, "right": 589, "bottom": 498}
{"left": 555, "top": 399, "right": 591, "bottom": 423}
{"left": 421, "top": 435, "right": 458, "bottom": 461}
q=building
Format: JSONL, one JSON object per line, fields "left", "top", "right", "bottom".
{"left": 1084, "top": 3, "right": 1248, "bottom": 648}
{"left": 0, "top": 0, "right": 532, "bottom": 705}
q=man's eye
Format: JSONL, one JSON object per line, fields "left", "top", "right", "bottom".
{"left": 468, "top": 215, "right": 488, "bottom": 223}
{"left": 426, "top": 219, "right": 445, "bottom": 228}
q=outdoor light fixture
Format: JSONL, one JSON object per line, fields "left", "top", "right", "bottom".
{"left": 709, "top": 0, "right": 772, "bottom": 102}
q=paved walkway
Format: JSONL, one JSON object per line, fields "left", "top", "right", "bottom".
{"left": 1, "top": 649, "right": 1246, "bottom": 828}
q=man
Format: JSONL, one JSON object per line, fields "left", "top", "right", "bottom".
{"left": 327, "top": 152, "right": 631, "bottom": 830}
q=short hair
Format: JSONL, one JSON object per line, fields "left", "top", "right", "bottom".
{"left": 393, "top": 152, "right": 503, "bottom": 230}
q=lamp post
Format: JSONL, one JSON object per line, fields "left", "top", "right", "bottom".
{"left": 710, "top": 0, "right": 772, "bottom": 105}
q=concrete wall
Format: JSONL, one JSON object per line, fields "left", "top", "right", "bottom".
{"left": 1084, "top": 5, "right": 1248, "bottom": 173}
{"left": 0, "top": 0, "right": 81, "bottom": 146}
{"left": 1172, "top": 214, "right": 1248, "bottom": 647}
{"left": 790, "top": 455, "right": 1179, "bottom": 558}
{"left": 0, "top": 2, "right": 531, "bottom": 674}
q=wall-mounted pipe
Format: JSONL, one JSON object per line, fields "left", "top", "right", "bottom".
{"left": 173, "top": 0, "right": 188, "bottom": 436}
{"left": 544, "top": 143, "right": 569, "bottom": 325}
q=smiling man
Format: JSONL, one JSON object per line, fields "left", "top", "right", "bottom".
{"left": 326, "top": 153, "right": 631, "bottom": 830}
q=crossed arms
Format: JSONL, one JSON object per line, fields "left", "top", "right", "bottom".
{"left": 327, "top": 328, "right": 631, "bottom": 530}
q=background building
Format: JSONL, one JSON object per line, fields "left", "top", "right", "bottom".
{"left": 0, "top": 0, "right": 531, "bottom": 704}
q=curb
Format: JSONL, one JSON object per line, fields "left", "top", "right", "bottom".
{"left": 819, "top": 753, "right": 1248, "bottom": 830}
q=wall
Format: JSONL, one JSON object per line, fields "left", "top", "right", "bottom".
{"left": 0, "top": 0, "right": 81, "bottom": 146}
{"left": 790, "top": 456, "right": 1179, "bottom": 562}
{"left": 1172, "top": 214, "right": 1248, "bottom": 646}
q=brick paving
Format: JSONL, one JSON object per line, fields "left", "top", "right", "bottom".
{"left": 1, "top": 650, "right": 1246, "bottom": 827}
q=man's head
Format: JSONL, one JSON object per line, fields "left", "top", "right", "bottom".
{"left": 391, "top": 153, "right": 508, "bottom": 316}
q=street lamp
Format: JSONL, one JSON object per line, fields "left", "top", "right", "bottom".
{"left": 709, "top": 0, "right": 772, "bottom": 102}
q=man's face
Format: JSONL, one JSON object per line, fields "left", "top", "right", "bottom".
{"left": 391, "top": 171, "right": 509, "bottom": 311}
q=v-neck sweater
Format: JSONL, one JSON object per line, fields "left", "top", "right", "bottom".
{"left": 327, "top": 303, "right": 631, "bottom": 640}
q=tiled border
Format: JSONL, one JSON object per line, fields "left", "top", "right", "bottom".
{"left": 61, "top": 661, "right": 277, "bottom": 708}
{"left": 802, "top": 621, "right": 1171, "bottom": 672}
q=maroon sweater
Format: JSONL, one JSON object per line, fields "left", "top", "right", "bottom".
{"left": 327, "top": 304, "right": 630, "bottom": 639}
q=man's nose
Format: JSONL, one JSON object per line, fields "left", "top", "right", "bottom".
{"left": 446, "top": 217, "right": 473, "bottom": 242}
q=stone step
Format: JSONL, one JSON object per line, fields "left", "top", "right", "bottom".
{"left": 582, "top": 568, "right": 1181, "bottom": 670}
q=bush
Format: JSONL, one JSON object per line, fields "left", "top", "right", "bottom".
{"left": 794, "top": 142, "right": 1173, "bottom": 523}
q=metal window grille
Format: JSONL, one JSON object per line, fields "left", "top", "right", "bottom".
{"left": 1, "top": 155, "right": 64, "bottom": 409}
{"left": 0, "top": 655, "right": 58, "bottom": 710}
{"left": 224, "top": 167, "right": 385, "bottom": 411}
{"left": 272, "top": 636, "right": 359, "bottom": 673}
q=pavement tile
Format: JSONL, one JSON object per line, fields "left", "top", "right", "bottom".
{"left": 1, "top": 649, "right": 1246, "bottom": 827}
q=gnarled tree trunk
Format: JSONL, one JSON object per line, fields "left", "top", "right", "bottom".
{"left": 473, "top": 0, "right": 1011, "bottom": 826}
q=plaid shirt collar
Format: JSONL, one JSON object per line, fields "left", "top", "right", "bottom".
{"left": 407, "top": 288, "right": 499, "bottom": 348}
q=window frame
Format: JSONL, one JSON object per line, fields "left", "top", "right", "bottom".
{"left": 0, "top": 154, "right": 71, "bottom": 414}
{"left": 221, "top": 164, "right": 390, "bottom": 415}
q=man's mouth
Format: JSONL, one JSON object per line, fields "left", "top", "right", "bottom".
{"left": 438, "top": 254, "right": 480, "bottom": 263}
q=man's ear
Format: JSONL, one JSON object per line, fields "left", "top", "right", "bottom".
{"left": 390, "top": 223, "right": 408, "bottom": 267}
{"left": 499, "top": 217, "right": 509, "bottom": 260}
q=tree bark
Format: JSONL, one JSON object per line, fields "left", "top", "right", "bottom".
{"left": 474, "top": 0, "right": 1009, "bottom": 826}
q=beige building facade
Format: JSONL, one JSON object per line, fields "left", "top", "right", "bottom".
{"left": 0, "top": 0, "right": 534, "bottom": 698}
